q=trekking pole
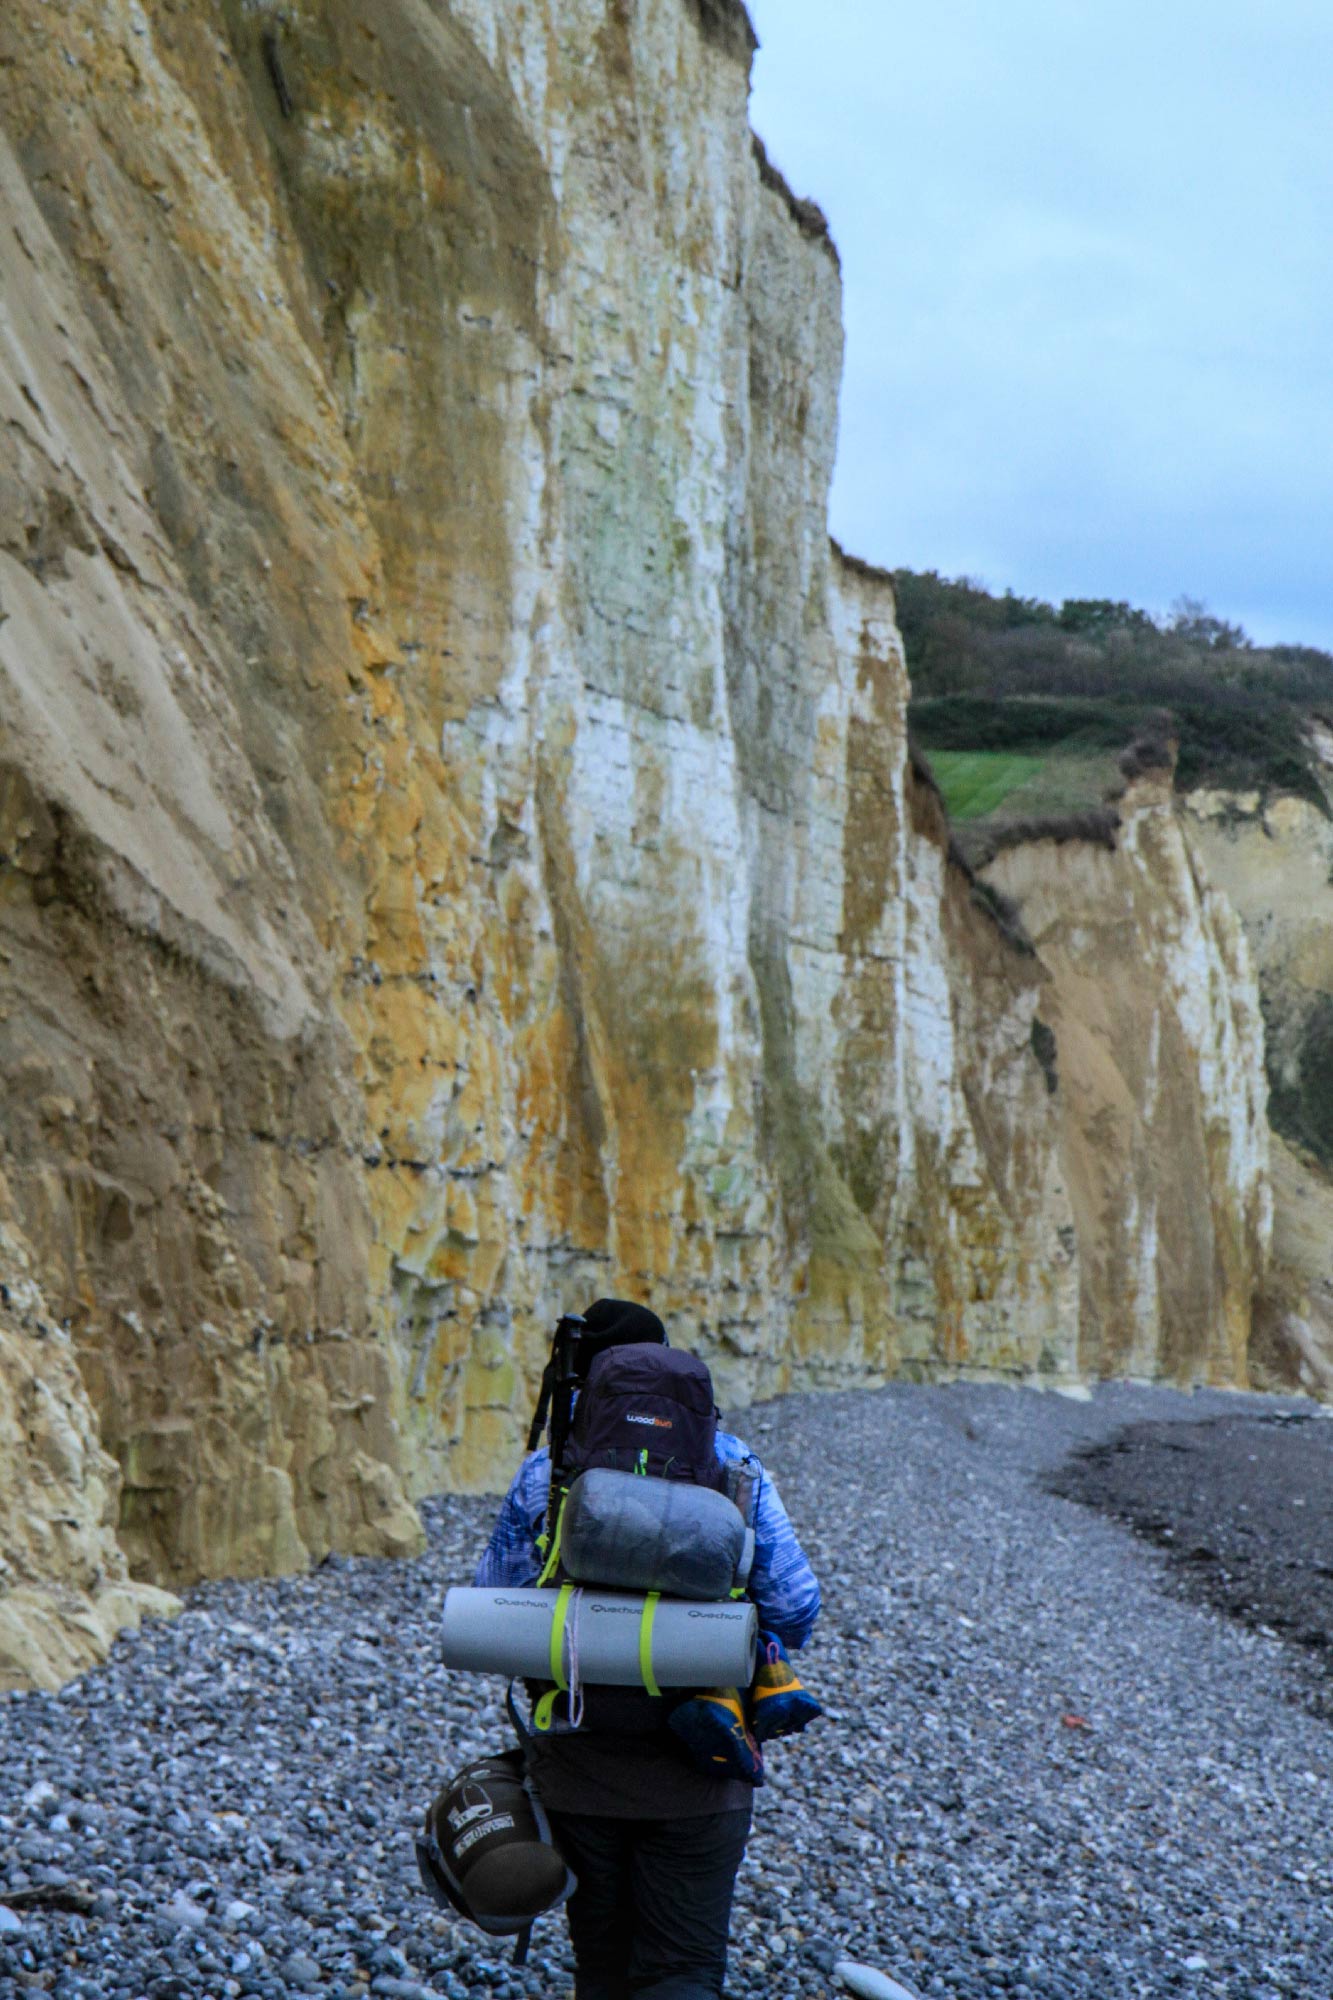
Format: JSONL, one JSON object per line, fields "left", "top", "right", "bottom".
{"left": 546, "top": 1313, "right": 587, "bottom": 1482}
{"left": 525, "top": 1313, "right": 587, "bottom": 1455}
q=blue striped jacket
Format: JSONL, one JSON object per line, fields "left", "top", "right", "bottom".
{"left": 473, "top": 1432, "right": 821, "bottom": 1652}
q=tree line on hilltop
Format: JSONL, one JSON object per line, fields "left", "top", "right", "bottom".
{"left": 898, "top": 570, "right": 1333, "bottom": 809}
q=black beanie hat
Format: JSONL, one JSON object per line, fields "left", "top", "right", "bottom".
{"left": 580, "top": 1298, "right": 667, "bottom": 1347}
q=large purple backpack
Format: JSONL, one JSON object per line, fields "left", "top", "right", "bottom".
{"left": 521, "top": 1311, "right": 742, "bottom": 1736}
{"left": 561, "top": 1345, "right": 730, "bottom": 1492}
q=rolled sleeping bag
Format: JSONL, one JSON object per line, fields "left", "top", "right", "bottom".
{"left": 442, "top": 1586, "right": 758, "bottom": 1688}
{"left": 560, "top": 1467, "right": 748, "bottom": 1600}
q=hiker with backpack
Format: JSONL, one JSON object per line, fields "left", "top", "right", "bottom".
{"left": 468, "top": 1297, "right": 822, "bottom": 2000}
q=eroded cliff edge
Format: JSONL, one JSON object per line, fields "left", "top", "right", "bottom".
{"left": 0, "top": 0, "right": 1268, "bottom": 1689}
{"left": 1183, "top": 773, "right": 1333, "bottom": 1394}
{"left": 981, "top": 764, "right": 1271, "bottom": 1386}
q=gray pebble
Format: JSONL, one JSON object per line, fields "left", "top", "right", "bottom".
{"left": 282, "top": 1950, "right": 322, "bottom": 1987}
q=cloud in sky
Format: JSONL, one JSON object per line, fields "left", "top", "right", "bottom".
{"left": 747, "top": 0, "right": 1333, "bottom": 647}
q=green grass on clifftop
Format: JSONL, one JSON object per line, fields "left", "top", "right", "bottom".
{"left": 899, "top": 573, "right": 1333, "bottom": 817}
{"left": 927, "top": 750, "right": 1047, "bottom": 821}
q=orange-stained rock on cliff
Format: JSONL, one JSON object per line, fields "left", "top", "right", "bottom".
{"left": 0, "top": 0, "right": 1273, "bottom": 1689}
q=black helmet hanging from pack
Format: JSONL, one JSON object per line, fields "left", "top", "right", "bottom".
{"left": 415, "top": 1749, "right": 575, "bottom": 1960}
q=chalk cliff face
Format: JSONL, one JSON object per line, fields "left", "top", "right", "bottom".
{"left": 0, "top": 1192, "right": 178, "bottom": 1692}
{"left": 1183, "top": 776, "right": 1333, "bottom": 1391}
{"left": 0, "top": 0, "right": 1275, "bottom": 1691}
{"left": 983, "top": 770, "right": 1272, "bottom": 1385}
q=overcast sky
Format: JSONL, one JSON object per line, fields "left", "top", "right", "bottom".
{"left": 747, "top": 0, "right": 1333, "bottom": 649}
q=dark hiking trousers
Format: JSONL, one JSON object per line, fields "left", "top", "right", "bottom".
{"left": 547, "top": 1806, "right": 752, "bottom": 2000}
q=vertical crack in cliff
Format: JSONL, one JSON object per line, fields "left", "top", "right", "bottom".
{"left": 534, "top": 751, "right": 615, "bottom": 1251}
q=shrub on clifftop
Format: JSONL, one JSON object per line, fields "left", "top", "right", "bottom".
{"left": 899, "top": 571, "right": 1333, "bottom": 817}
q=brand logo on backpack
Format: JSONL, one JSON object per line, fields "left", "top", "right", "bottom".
{"left": 626, "top": 1413, "right": 674, "bottom": 1429}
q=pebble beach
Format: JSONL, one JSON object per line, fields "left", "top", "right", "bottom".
{"left": 3, "top": 1381, "right": 1332, "bottom": 2000}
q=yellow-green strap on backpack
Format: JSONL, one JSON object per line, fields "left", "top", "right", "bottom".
{"left": 637, "top": 1590, "right": 661, "bottom": 1699}
{"left": 533, "top": 1687, "right": 560, "bottom": 1731}
{"left": 533, "top": 1580, "right": 576, "bottom": 1733}
{"left": 536, "top": 1487, "right": 568, "bottom": 1587}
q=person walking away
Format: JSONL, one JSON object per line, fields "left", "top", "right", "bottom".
{"left": 474, "top": 1297, "right": 821, "bottom": 2000}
